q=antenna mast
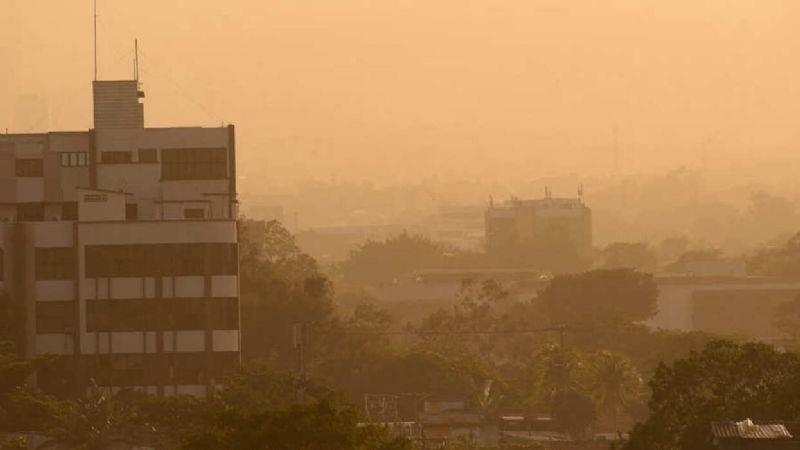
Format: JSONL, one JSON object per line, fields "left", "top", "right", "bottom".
{"left": 134, "top": 39, "right": 139, "bottom": 82}
{"left": 93, "top": 0, "right": 97, "bottom": 80}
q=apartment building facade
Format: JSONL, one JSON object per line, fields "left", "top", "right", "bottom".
{"left": 0, "top": 80, "right": 239, "bottom": 397}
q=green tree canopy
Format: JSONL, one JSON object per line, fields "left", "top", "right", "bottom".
{"left": 339, "top": 232, "right": 451, "bottom": 286}
{"left": 625, "top": 340, "right": 800, "bottom": 450}
{"left": 747, "top": 232, "right": 800, "bottom": 278}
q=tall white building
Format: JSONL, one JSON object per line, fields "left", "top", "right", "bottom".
{"left": 0, "top": 80, "right": 239, "bottom": 397}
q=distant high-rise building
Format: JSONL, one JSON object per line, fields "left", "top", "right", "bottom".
{"left": 0, "top": 79, "right": 239, "bottom": 397}
{"left": 485, "top": 193, "right": 592, "bottom": 271}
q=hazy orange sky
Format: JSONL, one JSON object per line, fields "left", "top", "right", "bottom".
{"left": 4, "top": 0, "right": 800, "bottom": 186}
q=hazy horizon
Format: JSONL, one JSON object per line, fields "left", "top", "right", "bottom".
{"left": 5, "top": 1, "right": 800, "bottom": 188}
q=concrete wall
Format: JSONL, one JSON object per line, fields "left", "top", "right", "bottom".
{"left": 95, "top": 127, "right": 232, "bottom": 220}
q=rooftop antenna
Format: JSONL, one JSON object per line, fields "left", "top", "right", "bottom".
{"left": 93, "top": 0, "right": 97, "bottom": 80}
{"left": 134, "top": 38, "right": 139, "bottom": 82}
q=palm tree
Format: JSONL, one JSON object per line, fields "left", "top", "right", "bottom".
{"left": 590, "top": 351, "right": 644, "bottom": 432}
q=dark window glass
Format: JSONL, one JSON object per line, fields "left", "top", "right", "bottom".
{"left": 161, "top": 148, "right": 227, "bottom": 180}
{"left": 85, "top": 243, "right": 237, "bottom": 277}
{"left": 35, "top": 248, "right": 75, "bottom": 280}
{"left": 205, "top": 243, "right": 238, "bottom": 275}
{"left": 87, "top": 299, "right": 148, "bottom": 332}
{"left": 17, "top": 203, "right": 44, "bottom": 221}
{"left": 208, "top": 298, "right": 239, "bottom": 330}
{"left": 15, "top": 158, "right": 43, "bottom": 177}
{"left": 61, "top": 202, "right": 78, "bottom": 220}
{"left": 138, "top": 148, "right": 157, "bottom": 163}
{"left": 171, "top": 352, "right": 206, "bottom": 384}
{"left": 100, "top": 151, "right": 132, "bottom": 164}
{"left": 164, "top": 298, "right": 206, "bottom": 330}
{"left": 60, "top": 152, "right": 89, "bottom": 167}
{"left": 126, "top": 203, "right": 138, "bottom": 220}
{"left": 36, "top": 301, "right": 75, "bottom": 333}
{"left": 178, "top": 244, "right": 205, "bottom": 275}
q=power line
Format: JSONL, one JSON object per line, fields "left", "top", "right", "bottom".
{"left": 336, "top": 326, "right": 568, "bottom": 336}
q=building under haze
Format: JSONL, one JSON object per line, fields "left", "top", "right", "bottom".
{"left": 485, "top": 191, "right": 592, "bottom": 271}
{"left": 0, "top": 79, "right": 239, "bottom": 397}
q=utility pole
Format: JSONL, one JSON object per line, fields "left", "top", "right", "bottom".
{"left": 293, "top": 323, "right": 307, "bottom": 403}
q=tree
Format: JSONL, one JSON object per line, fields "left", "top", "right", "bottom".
{"left": 0, "top": 342, "right": 59, "bottom": 435}
{"left": 773, "top": 295, "right": 800, "bottom": 343}
{"left": 664, "top": 247, "right": 723, "bottom": 273}
{"left": 747, "top": 232, "right": 800, "bottom": 278}
{"left": 339, "top": 233, "right": 450, "bottom": 286}
{"left": 656, "top": 236, "right": 689, "bottom": 266}
{"left": 537, "top": 269, "right": 658, "bottom": 326}
{"left": 237, "top": 219, "right": 337, "bottom": 367}
{"left": 599, "top": 243, "right": 658, "bottom": 273}
{"left": 179, "top": 400, "right": 409, "bottom": 450}
{"left": 551, "top": 390, "right": 596, "bottom": 440}
{"left": 36, "top": 384, "right": 145, "bottom": 450}
{"left": 590, "top": 351, "right": 644, "bottom": 432}
{"left": 624, "top": 340, "right": 800, "bottom": 450}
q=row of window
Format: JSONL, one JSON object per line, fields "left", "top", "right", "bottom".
{"left": 86, "top": 298, "right": 239, "bottom": 332}
{"left": 161, "top": 148, "right": 228, "bottom": 180}
{"left": 14, "top": 147, "right": 227, "bottom": 180}
{"left": 16, "top": 153, "right": 90, "bottom": 175}
{"left": 99, "top": 148, "right": 228, "bottom": 180}
{"left": 36, "top": 298, "right": 238, "bottom": 334}
{"left": 61, "top": 152, "right": 89, "bottom": 167}
{"left": 35, "top": 248, "right": 75, "bottom": 280}
{"left": 34, "top": 243, "right": 237, "bottom": 280}
{"left": 85, "top": 243, "right": 238, "bottom": 278}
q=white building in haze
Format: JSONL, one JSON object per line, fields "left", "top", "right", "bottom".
{"left": 0, "top": 79, "right": 239, "bottom": 397}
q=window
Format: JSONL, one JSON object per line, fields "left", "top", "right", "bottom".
{"left": 85, "top": 243, "right": 238, "bottom": 277}
{"left": 171, "top": 352, "right": 207, "bottom": 384}
{"left": 164, "top": 299, "right": 206, "bottom": 330}
{"left": 205, "top": 243, "right": 238, "bottom": 275}
{"left": 125, "top": 203, "right": 138, "bottom": 220}
{"left": 100, "top": 151, "right": 132, "bottom": 164}
{"left": 87, "top": 299, "right": 149, "bottom": 332}
{"left": 60, "top": 152, "right": 88, "bottom": 167}
{"left": 183, "top": 208, "right": 205, "bottom": 219}
{"left": 36, "top": 301, "right": 75, "bottom": 333}
{"left": 15, "top": 158, "right": 43, "bottom": 177}
{"left": 61, "top": 202, "right": 78, "bottom": 221}
{"left": 161, "top": 148, "right": 227, "bottom": 180}
{"left": 17, "top": 203, "right": 44, "bottom": 221}
{"left": 138, "top": 148, "right": 157, "bottom": 163}
{"left": 208, "top": 298, "right": 239, "bottom": 330}
{"left": 35, "top": 247, "right": 75, "bottom": 280}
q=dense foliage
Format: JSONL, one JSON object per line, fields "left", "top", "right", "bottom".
{"left": 625, "top": 340, "right": 800, "bottom": 450}
{"left": 747, "top": 231, "right": 800, "bottom": 278}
